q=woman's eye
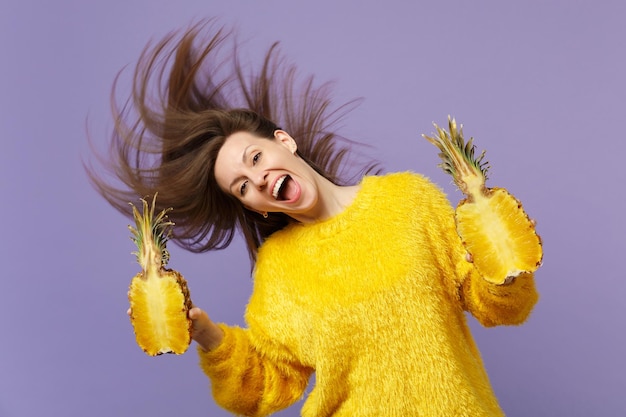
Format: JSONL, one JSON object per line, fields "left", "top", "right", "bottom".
{"left": 240, "top": 181, "right": 248, "bottom": 196}
{"left": 252, "top": 152, "right": 261, "bottom": 165}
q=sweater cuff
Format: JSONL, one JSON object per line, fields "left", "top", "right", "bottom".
{"left": 484, "top": 272, "right": 534, "bottom": 297}
{"left": 197, "top": 323, "right": 238, "bottom": 379}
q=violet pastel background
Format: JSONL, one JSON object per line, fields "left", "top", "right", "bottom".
{"left": 1, "top": 1, "right": 624, "bottom": 416}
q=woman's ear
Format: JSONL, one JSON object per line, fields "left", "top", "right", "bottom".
{"left": 274, "top": 130, "right": 297, "bottom": 154}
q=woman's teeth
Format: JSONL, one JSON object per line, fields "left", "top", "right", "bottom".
{"left": 272, "top": 175, "right": 288, "bottom": 199}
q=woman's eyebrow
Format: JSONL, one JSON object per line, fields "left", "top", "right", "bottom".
{"left": 241, "top": 145, "right": 252, "bottom": 163}
{"left": 228, "top": 145, "right": 254, "bottom": 191}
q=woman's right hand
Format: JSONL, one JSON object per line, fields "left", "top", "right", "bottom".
{"left": 189, "top": 307, "right": 225, "bottom": 352}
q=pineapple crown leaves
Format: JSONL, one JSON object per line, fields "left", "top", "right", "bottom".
{"left": 422, "top": 116, "right": 490, "bottom": 189}
{"left": 128, "top": 193, "right": 174, "bottom": 268}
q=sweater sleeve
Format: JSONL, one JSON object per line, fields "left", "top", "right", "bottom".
{"left": 197, "top": 323, "right": 313, "bottom": 417}
{"left": 456, "top": 260, "right": 539, "bottom": 327}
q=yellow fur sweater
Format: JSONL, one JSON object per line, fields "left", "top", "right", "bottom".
{"left": 198, "top": 172, "right": 538, "bottom": 417}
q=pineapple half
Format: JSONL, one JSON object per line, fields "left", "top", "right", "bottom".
{"left": 423, "top": 117, "right": 543, "bottom": 284}
{"left": 128, "top": 194, "right": 192, "bottom": 356}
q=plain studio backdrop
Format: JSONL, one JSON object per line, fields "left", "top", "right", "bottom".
{"left": 1, "top": 1, "right": 624, "bottom": 416}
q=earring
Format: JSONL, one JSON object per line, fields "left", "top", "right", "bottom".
{"left": 263, "top": 212, "right": 268, "bottom": 218}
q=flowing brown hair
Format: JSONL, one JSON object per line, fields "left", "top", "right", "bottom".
{"left": 86, "top": 19, "right": 380, "bottom": 261}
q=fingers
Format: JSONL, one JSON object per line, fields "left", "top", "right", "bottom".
{"left": 189, "top": 306, "right": 204, "bottom": 320}
{"left": 189, "top": 307, "right": 212, "bottom": 334}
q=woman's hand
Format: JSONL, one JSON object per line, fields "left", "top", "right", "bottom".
{"left": 189, "top": 307, "right": 225, "bottom": 352}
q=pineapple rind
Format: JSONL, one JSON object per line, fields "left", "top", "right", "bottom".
{"left": 456, "top": 188, "right": 543, "bottom": 284}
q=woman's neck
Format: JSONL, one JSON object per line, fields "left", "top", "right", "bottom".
{"left": 290, "top": 177, "right": 361, "bottom": 224}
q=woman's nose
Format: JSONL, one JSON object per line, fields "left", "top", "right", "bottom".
{"left": 251, "top": 171, "right": 268, "bottom": 189}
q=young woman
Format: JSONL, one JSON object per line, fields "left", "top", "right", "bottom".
{"left": 89, "top": 20, "right": 539, "bottom": 417}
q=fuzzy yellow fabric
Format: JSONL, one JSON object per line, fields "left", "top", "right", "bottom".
{"left": 198, "top": 172, "right": 539, "bottom": 417}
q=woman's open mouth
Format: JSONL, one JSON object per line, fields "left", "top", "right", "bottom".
{"left": 272, "top": 175, "right": 297, "bottom": 201}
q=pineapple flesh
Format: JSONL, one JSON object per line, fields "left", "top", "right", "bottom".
{"left": 128, "top": 194, "right": 192, "bottom": 356}
{"left": 423, "top": 117, "right": 543, "bottom": 284}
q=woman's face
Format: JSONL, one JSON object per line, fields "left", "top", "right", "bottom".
{"left": 214, "top": 130, "right": 322, "bottom": 219}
